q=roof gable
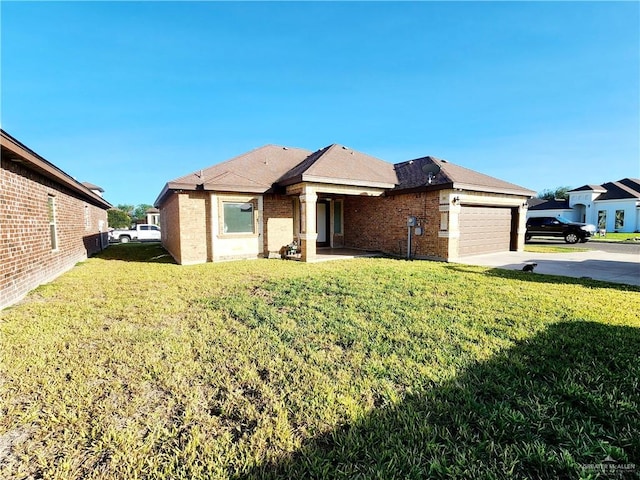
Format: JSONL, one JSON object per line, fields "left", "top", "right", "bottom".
{"left": 277, "top": 144, "right": 397, "bottom": 188}
{"left": 569, "top": 184, "right": 607, "bottom": 193}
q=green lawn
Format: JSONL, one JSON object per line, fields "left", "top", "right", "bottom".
{"left": 590, "top": 232, "right": 640, "bottom": 243}
{"left": 1, "top": 243, "right": 639, "bottom": 479}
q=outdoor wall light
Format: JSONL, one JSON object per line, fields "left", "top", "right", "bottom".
{"left": 452, "top": 196, "right": 460, "bottom": 205}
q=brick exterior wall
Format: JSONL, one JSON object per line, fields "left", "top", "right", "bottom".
{"left": 1, "top": 159, "right": 108, "bottom": 309}
{"left": 262, "top": 194, "right": 295, "bottom": 255}
{"left": 159, "top": 192, "right": 182, "bottom": 264}
{"left": 176, "top": 191, "right": 209, "bottom": 265}
{"left": 344, "top": 191, "right": 448, "bottom": 259}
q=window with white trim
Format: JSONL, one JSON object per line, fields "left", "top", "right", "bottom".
{"left": 615, "top": 210, "right": 624, "bottom": 230}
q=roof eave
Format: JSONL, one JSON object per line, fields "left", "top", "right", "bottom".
{"left": 1, "top": 130, "right": 112, "bottom": 210}
{"left": 452, "top": 182, "right": 535, "bottom": 197}
{"left": 300, "top": 174, "right": 396, "bottom": 190}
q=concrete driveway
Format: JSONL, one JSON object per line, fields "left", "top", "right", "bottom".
{"left": 458, "top": 245, "right": 640, "bottom": 286}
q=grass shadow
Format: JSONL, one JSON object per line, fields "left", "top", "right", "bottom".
{"left": 447, "top": 264, "right": 640, "bottom": 293}
{"left": 97, "top": 242, "right": 176, "bottom": 264}
{"left": 236, "top": 321, "right": 640, "bottom": 479}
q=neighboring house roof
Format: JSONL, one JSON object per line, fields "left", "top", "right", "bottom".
{"left": 277, "top": 144, "right": 397, "bottom": 189}
{"left": 82, "top": 182, "right": 105, "bottom": 192}
{"left": 594, "top": 179, "right": 640, "bottom": 201}
{"left": 527, "top": 198, "right": 547, "bottom": 208}
{"left": 1, "top": 129, "right": 112, "bottom": 210}
{"left": 569, "top": 178, "right": 640, "bottom": 201}
{"left": 528, "top": 198, "right": 570, "bottom": 210}
{"left": 146, "top": 207, "right": 160, "bottom": 214}
{"left": 569, "top": 184, "right": 607, "bottom": 193}
{"left": 393, "top": 156, "right": 535, "bottom": 196}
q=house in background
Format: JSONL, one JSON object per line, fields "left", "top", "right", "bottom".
{"left": 145, "top": 207, "right": 160, "bottom": 226}
{"left": 527, "top": 198, "right": 573, "bottom": 219}
{"left": 82, "top": 182, "right": 105, "bottom": 198}
{"left": 1, "top": 130, "right": 112, "bottom": 309}
{"left": 527, "top": 178, "right": 640, "bottom": 233}
{"left": 155, "top": 143, "right": 534, "bottom": 264}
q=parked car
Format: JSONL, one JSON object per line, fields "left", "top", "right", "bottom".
{"left": 109, "top": 224, "right": 161, "bottom": 243}
{"left": 525, "top": 216, "right": 596, "bottom": 244}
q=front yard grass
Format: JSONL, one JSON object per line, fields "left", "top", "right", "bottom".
{"left": 590, "top": 232, "right": 640, "bottom": 243}
{"left": 1, "top": 243, "right": 639, "bottom": 479}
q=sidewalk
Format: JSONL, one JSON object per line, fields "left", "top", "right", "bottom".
{"left": 458, "top": 249, "right": 640, "bottom": 286}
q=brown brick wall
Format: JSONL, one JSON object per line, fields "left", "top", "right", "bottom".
{"left": 1, "top": 159, "right": 108, "bottom": 309}
{"left": 178, "top": 191, "right": 209, "bottom": 265}
{"left": 344, "top": 191, "right": 447, "bottom": 259}
{"left": 159, "top": 192, "right": 182, "bottom": 264}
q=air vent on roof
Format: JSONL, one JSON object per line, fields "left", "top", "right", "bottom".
{"left": 283, "top": 147, "right": 288, "bottom": 150}
{"left": 441, "top": 159, "right": 448, "bottom": 163}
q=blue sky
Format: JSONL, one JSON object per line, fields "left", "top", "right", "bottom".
{"left": 2, "top": 1, "right": 638, "bottom": 207}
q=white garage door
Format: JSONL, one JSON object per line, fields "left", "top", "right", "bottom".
{"left": 458, "top": 206, "right": 513, "bottom": 256}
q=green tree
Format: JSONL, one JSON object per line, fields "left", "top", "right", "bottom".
{"left": 133, "top": 204, "right": 153, "bottom": 222}
{"left": 116, "top": 204, "right": 134, "bottom": 217}
{"left": 108, "top": 209, "right": 131, "bottom": 229}
{"left": 537, "top": 186, "right": 572, "bottom": 201}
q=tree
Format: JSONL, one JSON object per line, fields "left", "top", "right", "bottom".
{"left": 108, "top": 209, "right": 131, "bottom": 228}
{"left": 537, "top": 186, "right": 572, "bottom": 201}
{"left": 133, "top": 204, "right": 153, "bottom": 222}
{"left": 116, "top": 204, "right": 134, "bottom": 217}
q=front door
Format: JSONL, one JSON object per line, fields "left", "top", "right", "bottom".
{"left": 316, "top": 201, "right": 330, "bottom": 247}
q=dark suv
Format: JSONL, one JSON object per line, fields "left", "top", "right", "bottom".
{"left": 525, "top": 216, "right": 596, "bottom": 244}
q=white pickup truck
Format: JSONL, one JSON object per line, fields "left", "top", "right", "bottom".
{"left": 108, "top": 224, "right": 161, "bottom": 243}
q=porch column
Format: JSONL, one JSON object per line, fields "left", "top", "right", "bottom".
{"left": 299, "top": 186, "right": 317, "bottom": 262}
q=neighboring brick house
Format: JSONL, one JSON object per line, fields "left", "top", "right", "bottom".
{"left": 1, "top": 130, "right": 112, "bottom": 309}
{"left": 528, "top": 179, "right": 640, "bottom": 233}
{"left": 154, "top": 144, "right": 534, "bottom": 264}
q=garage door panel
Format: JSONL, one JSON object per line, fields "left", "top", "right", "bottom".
{"left": 459, "top": 206, "right": 512, "bottom": 256}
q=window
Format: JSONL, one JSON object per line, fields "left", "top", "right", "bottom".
{"left": 333, "top": 200, "right": 343, "bottom": 235}
{"left": 223, "top": 202, "right": 254, "bottom": 233}
{"left": 48, "top": 195, "right": 58, "bottom": 250}
{"left": 597, "top": 211, "right": 606, "bottom": 230}
{"left": 440, "top": 212, "right": 448, "bottom": 231}
{"left": 615, "top": 210, "right": 624, "bottom": 230}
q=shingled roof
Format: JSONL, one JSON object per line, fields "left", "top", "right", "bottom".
{"left": 569, "top": 179, "right": 640, "bottom": 201}
{"left": 393, "top": 156, "right": 535, "bottom": 196}
{"left": 277, "top": 144, "right": 397, "bottom": 189}
{"left": 528, "top": 198, "right": 570, "bottom": 210}
{"left": 595, "top": 179, "right": 640, "bottom": 201}
{"left": 155, "top": 145, "right": 312, "bottom": 204}
{"left": 156, "top": 144, "right": 535, "bottom": 206}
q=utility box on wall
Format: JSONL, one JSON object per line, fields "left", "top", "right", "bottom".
{"left": 407, "top": 216, "right": 417, "bottom": 227}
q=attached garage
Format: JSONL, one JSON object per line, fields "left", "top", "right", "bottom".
{"left": 458, "top": 206, "right": 515, "bottom": 256}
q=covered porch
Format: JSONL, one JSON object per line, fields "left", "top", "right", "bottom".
{"left": 286, "top": 182, "right": 390, "bottom": 262}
